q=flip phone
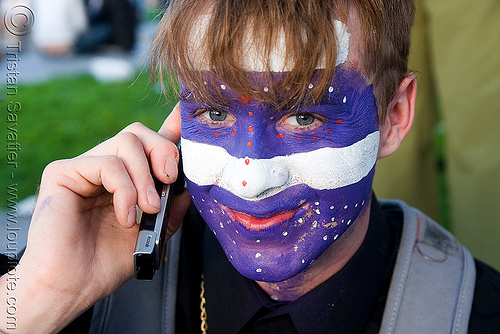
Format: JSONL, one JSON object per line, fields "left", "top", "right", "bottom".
{"left": 133, "top": 156, "right": 184, "bottom": 280}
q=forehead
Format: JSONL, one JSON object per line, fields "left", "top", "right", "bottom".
{"left": 188, "top": 14, "right": 357, "bottom": 72}
{"left": 180, "top": 67, "right": 369, "bottom": 106}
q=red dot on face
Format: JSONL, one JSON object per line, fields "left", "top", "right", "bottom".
{"left": 312, "top": 136, "right": 318, "bottom": 139}
{"left": 249, "top": 126, "right": 253, "bottom": 132}
{"left": 327, "top": 130, "right": 332, "bottom": 134}
{"left": 277, "top": 133, "right": 283, "bottom": 139}
{"left": 248, "top": 112, "right": 253, "bottom": 116}
{"left": 197, "top": 129, "right": 201, "bottom": 132}
{"left": 188, "top": 117, "right": 192, "bottom": 120}
{"left": 245, "top": 158, "right": 250, "bottom": 165}
{"left": 242, "top": 180, "right": 247, "bottom": 187}
{"left": 297, "top": 136, "right": 301, "bottom": 140}
{"left": 337, "top": 119, "right": 342, "bottom": 124}
{"left": 238, "top": 95, "right": 252, "bottom": 104}
{"left": 214, "top": 132, "right": 220, "bottom": 137}
{"left": 231, "top": 131, "right": 236, "bottom": 136}
{"left": 247, "top": 141, "right": 252, "bottom": 147}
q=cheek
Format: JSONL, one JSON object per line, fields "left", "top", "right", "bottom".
{"left": 180, "top": 138, "right": 229, "bottom": 187}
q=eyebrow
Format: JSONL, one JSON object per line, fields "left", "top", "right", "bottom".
{"left": 179, "top": 83, "right": 243, "bottom": 107}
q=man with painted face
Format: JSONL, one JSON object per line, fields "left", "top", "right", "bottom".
{"left": 1, "top": 0, "right": 499, "bottom": 333}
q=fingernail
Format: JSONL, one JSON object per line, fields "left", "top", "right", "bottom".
{"left": 164, "top": 157, "right": 178, "bottom": 181}
{"left": 147, "top": 186, "right": 161, "bottom": 209}
{"left": 128, "top": 206, "right": 137, "bottom": 227}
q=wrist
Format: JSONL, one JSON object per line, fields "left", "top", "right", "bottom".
{"left": 0, "top": 263, "right": 89, "bottom": 334}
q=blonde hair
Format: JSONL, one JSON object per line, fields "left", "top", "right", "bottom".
{"left": 150, "top": 0, "right": 415, "bottom": 119}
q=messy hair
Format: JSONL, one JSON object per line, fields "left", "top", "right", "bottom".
{"left": 150, "top": 0, "right": 415, "bottom": 120}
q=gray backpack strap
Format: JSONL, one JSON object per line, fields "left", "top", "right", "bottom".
{"left": 89, "top": 226, "right": 182, "bottom": 334}
{"left": 379, "top": 200, "right": 476, "bottom": 334}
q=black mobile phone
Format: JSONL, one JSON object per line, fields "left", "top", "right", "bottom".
{"left": 133, "top": 156, "right": 184, "bottom": 280}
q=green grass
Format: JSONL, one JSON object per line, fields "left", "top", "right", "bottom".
{"left": 2, "top": 73, "right": 176, "bottom": 207}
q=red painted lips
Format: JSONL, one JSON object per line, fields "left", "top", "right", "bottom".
{"left": 227, "top": 208, "right": 298, "bottom": 231}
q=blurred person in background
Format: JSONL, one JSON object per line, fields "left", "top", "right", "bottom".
{"left": 31, "top": 0, "right": 88, "bottom": 56}
{"left": 75, "top": 0, "right": 138, "bottom": 54}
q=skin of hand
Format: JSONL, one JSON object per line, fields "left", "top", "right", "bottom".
{"left": 0, "top": 104, "right": 191, "bottom": 334}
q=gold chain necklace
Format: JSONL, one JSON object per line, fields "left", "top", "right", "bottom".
{"left": 200, "top": 275, "right": 208, "bottom": 334}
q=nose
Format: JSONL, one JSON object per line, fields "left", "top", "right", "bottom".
{"left": 222, "top": 157, "right": 289, "bottom": 199}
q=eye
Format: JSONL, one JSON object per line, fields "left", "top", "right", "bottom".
{"left": 205, "top": 108, "right": 227, "bottom": 122}
{"left": 284, "top": 113, "right": 320, "bottom": 127}
{"left": 295, "top": 114, "right": 315, "bottom": 126}
{"left": 196, "top": 107, "right": 235, "bottom": 126}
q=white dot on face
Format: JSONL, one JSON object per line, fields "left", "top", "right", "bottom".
{"left": 301, "top": 259, "right": 305, "bottom": 264}
{"left": 334, "top": 234, "right": 339, "bottom": 240}
{"left": 219, "top": 222, "right": 224, "bottom": 228}
{"left": 331, "top": 217, "right": 335, "bottom": 222}
{"left": 213, "top": 230, "right": 217, "bottom": 235}
{"left": 330, "top": 205, "right": 335, "bottom": 210}
{"left": 308, "top": 83, "right": 314, "bottom": 89}
{"left": 298, "top": 218, "right": 303, "bottom": 223}
{"left": 214, "top": 199, "right": 217, "bottom": 203}
{"left": 232, "top": 240, "right": 236, "bottom": 244}
{"left": 271, "top": 295, "right": 278, "bottom": 301}
{"left": 315, "top": 209, "right": 321, "bottom": 214}
{"left": 355, "top": 203, "right": 358, "bottom": 208}
{"left": 235, "top": 230, "right": 239, "bottom": 234}
{"left": 362, "top": 200, "right": 365, "bottom": 205}
{"left": 203, "top": 81, "right": 208, "bottom": 85}
{"left": 201, "top": 199, "right": 205, "bottom": 202}
{"left": 230, "top": 255, "right": 233, "bottom": 259}
{"left": 313, "top": 221, "right": 318, "bottom": 228}
{"left": 256, "top": 268, "right": 262, "bottom": 273}
{"left": 282, "top": 231, "right": 288, "bottom": 236}
{"left": 328, "top": 86, "right": 334, "bottom": 93}
{"left": 263, "top": 86, "right": 269, "bottom": 92}
{"left": 323, "top": 235, "right": 328, "bottom": 241}
{"left": 220, "top": 84, "right": 226, "bottom": 90}
{"left": 210, "top": 209, "right": 213, "bottom": 214}
{"left": 347, "top": 219, "right": 352, "bottom": 225}
{"left": 256, "top": 239, "right": 261, "bottom": 243}
{"left": 343, "top": 96, "right": 347, "bottom": 103}
{"left": 315, "top": 202, "right": 320, "bottom": 206}
{"left": 344, "top": 205, "right": 348, "bottom": 209}
{"left": 192, "top": 195, "right": 195, "bottom": 199}
{"left": 255, "top": 253, "right": 262, "bottom": 258}
{"left": 293, "top": 245, "right": 298, "bottom": 251}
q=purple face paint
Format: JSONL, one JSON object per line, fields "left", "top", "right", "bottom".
{"left": 180, "top": 67, "right": 379, "bottom": 282}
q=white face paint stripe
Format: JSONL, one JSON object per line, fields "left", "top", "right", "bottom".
{"left": 188, "top": 15, "right": 351, "bottom": 71}
{"left": 181, "top": 131, "right": 379, "bottom": 200}
{"left": 333, "top": 20, "right": 350, "bottom": 66}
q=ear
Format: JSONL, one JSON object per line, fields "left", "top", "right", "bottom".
{"left": 377, "top": 73, "right": 416, "bottom": 159}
